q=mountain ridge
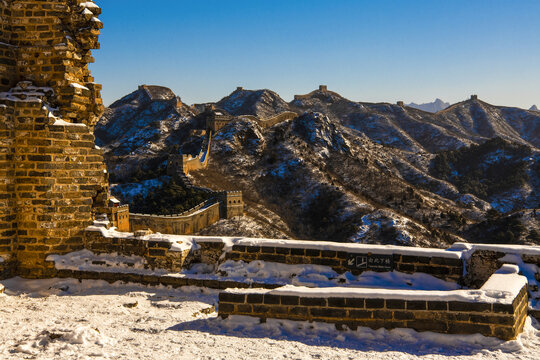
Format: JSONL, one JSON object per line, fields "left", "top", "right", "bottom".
{"left": 95, "top": 85, "right": 540, "bottom": 246}
{"left": 407, "top": 98, "right": 450, "bottom": 113}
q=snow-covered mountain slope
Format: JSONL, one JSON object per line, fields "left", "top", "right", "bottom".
{"left": 408, "top": 98, "right": 450, "bottom": 113}
{"left": 292, "top": 90, "right": 540, "bottom": 152}
{"left": 96, "top": 86, "right": 195, "bottom": 156}
{"left": 190, "top": 113, "right": 480, "bottom": 247}
{"left": 216, "top": 88, "right": 292, "bottom": 118}
{"left": 95, "top": 87, "right": 540, "bottom": 246}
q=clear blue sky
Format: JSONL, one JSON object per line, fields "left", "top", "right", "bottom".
{"left": 92, "top": 0, "right": 540, "bottom": 109}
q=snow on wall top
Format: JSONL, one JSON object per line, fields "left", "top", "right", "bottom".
{"left": 230, "top": 238, "right": 464, "bottom": 259}
{"left": 85, "top": 223, "right": 192, "bottom": 252}
{"left": 87, "top": 232, "right": 540, "bottom": 262}
{"left": 451, "top": 242, "right": 540, "bottom": 257}
{"left": 89, "top": 232, "right": 466, "bottom": 259}
{"left": 225, "top": 268, "right": 527, "bottom": 305}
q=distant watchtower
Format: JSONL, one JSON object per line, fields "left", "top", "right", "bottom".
{"left": 471, "top": 95, "right": 478, "bottom": 100}
{"left": 319, "top": 85, "right": 328, "bottom": 92}
{"left": 397, "top": 101, "right": 405, "bottom": 107}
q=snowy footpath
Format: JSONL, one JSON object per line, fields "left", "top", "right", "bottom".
{"left": 0, "top": 278, "right": 538, "bottom": 360}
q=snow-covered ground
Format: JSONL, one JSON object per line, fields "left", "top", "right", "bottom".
{"left": 0, "top": 278, "right": 539, "bottom": 360}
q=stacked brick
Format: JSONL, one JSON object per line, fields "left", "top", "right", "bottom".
{"left": 0, "top": 0, "right": 110, "bottom": 278}
{"left": 0, "top": 0, "right": 104, "bottom": 127}
{"left": 218, "top": 282, "right": 529, "bottom": 340}
{"left": 84, "top": 230, "right": 189, "bottom": 272}
{"left": 226, "top": 244, "right": 463, "bottom": 282}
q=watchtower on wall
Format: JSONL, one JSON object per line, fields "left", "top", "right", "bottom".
{"left": 0, "top": 0, "right": 112, "bottom": 278}
{"left": 217, "top": 191, "right": 244, "bottom": 219}
{"left": 206, "top": 107, "right": 234, "bottom": 133}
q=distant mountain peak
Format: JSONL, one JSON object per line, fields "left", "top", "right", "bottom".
{"left": 407, "top": 98, "right": 450, "bottom": 113}
{"left": 138, "top": 85, "right": 176, "bottom": 101}
{"left": 530, "top": 105, "right": 539, "bottom": 111}
{"left": 216, "top": 88, "right": 290, "bottom": 118}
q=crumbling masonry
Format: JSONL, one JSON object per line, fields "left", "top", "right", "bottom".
{"left": 0, "top": 0, "right": 111, "bottom": 278}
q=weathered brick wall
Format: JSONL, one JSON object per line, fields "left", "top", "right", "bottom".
{"left": 0, "top": 97, "right": 109, "bottom": 277}
{"left": 183, "top": 240, "right": 224, "bottom": 268}
{"left": 226, "top": 244, "right": 463, "bottom": 282}
{"left": 0, "top": 106, "right": 16, "bottom": 277}
{"left": 465, "top": 250, "right": 540, "bottom": 288}
{"left": 0, "top": 0, "right": 111, "bottom": 278}
{"left": 219, "top": 280, "right": 528, "bottom": 340}
{"left": 1, "top": 0, "right": 104, "bottom": 126}
{"left": 84, "top": 229, "right": 189, "bottom": 271}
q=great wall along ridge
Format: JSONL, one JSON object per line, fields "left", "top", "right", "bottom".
{"left": 0, "top": 0, "right": 539, "bottom": 342}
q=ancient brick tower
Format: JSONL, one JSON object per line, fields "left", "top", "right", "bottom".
{"left": 0, "top": 0, "right": 109, "bottom": 278}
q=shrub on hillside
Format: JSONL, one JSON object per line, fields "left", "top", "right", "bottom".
{"left": 431, "top": 138, "right": 531, "bottom": 200}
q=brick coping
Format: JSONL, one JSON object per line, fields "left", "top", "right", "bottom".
{"left": 222, "top": 267, "right": 526, "bottom": 306}
{"left": 217, "top": 266, "right": 529, "bottom": 340}
{"left": 223, "top": 278, "right": 526, "bottom": 306}
{"left": 93, "top": 233, "right": 465, "bottom": 260}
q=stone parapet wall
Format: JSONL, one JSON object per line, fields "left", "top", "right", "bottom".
{"left": 225, "top": 242, "right": 463, "bottom": 282}
{"left": 218, "top": 270, "right": 529, "bottom": 340}
{"left": 130, "top": 202, "right": 221, "bottom": 235}
{"left": 462, "top": 247, "right": 540, "bottom": 288}
{"left": 129, "top": 192, "right": 244, "bottom": 235}
{"left": 84, "top": 229, "right": 189, "bottom": 272}
{"left": 54, "top": 268, "right": 283, "bottom": 290}
{"left": 255, "top": 112, "right": 297, "bottom": 129}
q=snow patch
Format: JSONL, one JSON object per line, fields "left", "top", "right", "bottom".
{"left": 46, "top": 250, "right": 168, "bottom": 275}
{"left": 216, "top": 260, "right": 459, "bottom": 290}
{"left": 69, "top": 82, "right": 89, "bottom": 90}
{"left": 52, "top": 119, "right": 87, "bottom": 127}
{"left": 14, "top": 326, "right": 112, "bottom": 356}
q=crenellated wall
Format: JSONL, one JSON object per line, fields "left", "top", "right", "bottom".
{"left": 130, "top": 201, "right": 221, "bottom": 235}
{"left": 129, "top": 191, "right": 244, "bottom": 235}
{"left": 254, "top": 111, "right": 297, "bottom": 129}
